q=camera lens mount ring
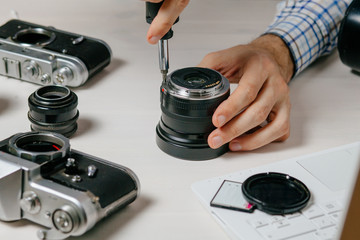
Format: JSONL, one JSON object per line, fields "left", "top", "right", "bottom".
{"left": 12, "top": 27, "right": 56, "bottom": 46}
{"left": 165, "top": 67, "right": 230, "bottom": 100}
{"left": 8, "top": 131, "right": 70, "bottom": 163}
{"left": 28, "top": 85, "right": 79, "bottom": 137}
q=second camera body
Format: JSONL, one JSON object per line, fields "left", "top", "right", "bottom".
{"left": 0, "top": 132, "right": 139, "bottom": 239}
{"left": 0, "top": 19, "right": 112, "bottom": 87}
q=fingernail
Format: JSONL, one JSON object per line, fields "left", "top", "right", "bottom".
{"left": 217, "top": 115, "right": 226, "bottom": 127}
{"left": 149, "top": 35, "right": 161, "bottom": 44}
{"left": 230, "top": 142, "right": 242, "bottom": 151}
{"left": 211, "top": 136, "right": 223, "bottom": 148}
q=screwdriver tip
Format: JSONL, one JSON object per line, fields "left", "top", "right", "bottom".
{"left": 161, "top": 70, "right": 168, "bottom": 81}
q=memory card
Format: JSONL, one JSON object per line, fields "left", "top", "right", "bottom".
{"left": 210, "top": 180, "right": 254, "bottom": 213}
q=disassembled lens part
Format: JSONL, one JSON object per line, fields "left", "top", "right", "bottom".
{"left": 28, "top": 85, "right": 79, "bottom": 137}
{"left": 156, "top": 67, "right": 230, "bottom": 160}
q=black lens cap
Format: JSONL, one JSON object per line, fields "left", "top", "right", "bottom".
{"left": 241, "top": 172, "right": 311, "bottom": 215}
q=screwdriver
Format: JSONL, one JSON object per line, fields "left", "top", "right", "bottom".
{"left": 146, "top": 1, "right": 179, "bottom": 81}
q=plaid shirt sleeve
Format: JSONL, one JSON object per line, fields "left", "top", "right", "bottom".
{"left": 265, "top": 0, "right": 352, "bottom": 76}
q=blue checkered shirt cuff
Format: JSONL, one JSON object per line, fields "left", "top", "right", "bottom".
{"left": 265, "top": 0, "right": 351, "bottom": 76}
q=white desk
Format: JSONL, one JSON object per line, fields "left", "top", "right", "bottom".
{"left": 0, "top": 1, "right": 359, "bottom": 239}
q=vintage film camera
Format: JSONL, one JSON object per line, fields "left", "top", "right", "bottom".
{"left": 0, "top": 19, "right": 112, "bottom": 87}
{"left": 0, "top": 132, "right": 140, "bottom": 239}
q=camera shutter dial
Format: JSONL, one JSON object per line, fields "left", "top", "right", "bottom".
{"left": 22, "top": 60, "right": 40, "bottom": 81}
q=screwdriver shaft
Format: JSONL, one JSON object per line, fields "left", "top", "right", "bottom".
{"left": 158, "top": 39, "right": 169, "bottom": 81}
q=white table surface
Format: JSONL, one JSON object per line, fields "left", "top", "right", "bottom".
{"left": 0, "top": 0, "right": 359, "bottom": 239}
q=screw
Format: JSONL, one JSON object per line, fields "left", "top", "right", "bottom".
{"left": 40, "top": 74, "right": 51, "bottom": 84}
{"left": 66, "top": 158, "right": 76, "bottom": 168}
{"left": 71, "top": 175, "right": 82, "bottom": 182}
{"left": 87, "top": 165, "right": 97, "bottom": 178}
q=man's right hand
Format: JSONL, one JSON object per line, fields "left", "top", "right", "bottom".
{"left": 145, "top": 0, "right": 189, "bottom": 44}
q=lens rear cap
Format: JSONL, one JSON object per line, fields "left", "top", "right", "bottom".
{"left": 241, "top": 172, "right": 311, "bottom": 215}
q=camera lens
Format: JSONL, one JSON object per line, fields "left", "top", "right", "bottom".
{"left": 12, "top": 28, "right": 56, "bottom": 46}
{"left": 156, "top": 67, "right": 230, "bottom": 160}
{"left": 28, "top": 85, "right": 79, "bottom": 138}
{"left": 8, "top": 132, "right": 70, "bottom": 163}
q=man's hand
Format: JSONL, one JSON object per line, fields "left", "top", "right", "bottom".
{"left": 198, "top": 34, "right": 294, "bottom": 151}
{"left": 145, "top": 0, "right": 189, "bottom": 44}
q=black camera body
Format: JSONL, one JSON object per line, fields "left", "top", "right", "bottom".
{"left": 0, "top": 132, "right": 139, "bottom": 239}
{"left": 0, "top": 19, "right": 111, "bottom": 87}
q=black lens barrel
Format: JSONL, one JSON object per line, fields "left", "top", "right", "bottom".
{"left": 28, "top": 86, "right": 79, "bottom": 137}
{"left": 156, "top": 67, "right": 230, "bottom": 160}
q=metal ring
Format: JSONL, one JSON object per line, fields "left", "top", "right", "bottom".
{"left": 12, "top": 27, "right": 56, "bottom": 46}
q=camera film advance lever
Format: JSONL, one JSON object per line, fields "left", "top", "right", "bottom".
{"left": 146, "top": 1, "right": 179, "bottom": 81}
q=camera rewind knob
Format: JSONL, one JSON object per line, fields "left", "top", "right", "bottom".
{"left": 20, "top": 191, "right": 41, "bottom": 215}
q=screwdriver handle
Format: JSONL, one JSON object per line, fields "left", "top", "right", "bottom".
{"left": 146, "top": 1, "right": 179, "bottom": 40}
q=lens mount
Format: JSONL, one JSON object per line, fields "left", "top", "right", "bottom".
{"left": 8, "top": 132, "right": 70, "bottom": 163}
{"left": 28, "top": 85, "right": 79, "bottom": 137}
{"left": 156, "top": 67, "right": 230, "bottom": 160}
{"left": 165, "top": 67, "right": 229, "bottom": 99}
{"left": 12, "top": 27, "right": 56, "bottom": 46}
